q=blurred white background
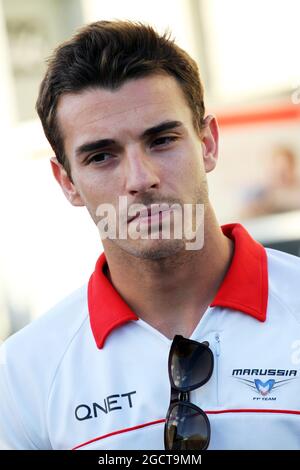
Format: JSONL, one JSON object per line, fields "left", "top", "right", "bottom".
{"left": 1, "top": 0, "right": 300, "bottom": 339}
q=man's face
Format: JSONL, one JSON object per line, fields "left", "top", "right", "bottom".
{"left": 54, "top": 74, "right": 218, "bottom": 259}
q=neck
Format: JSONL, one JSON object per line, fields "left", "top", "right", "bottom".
{"left": 103, "top": 204, "right": 234, "bottom": 339}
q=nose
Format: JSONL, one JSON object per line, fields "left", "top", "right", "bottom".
{"left": 124, "top": 147, "right": 160, "bottom": 196}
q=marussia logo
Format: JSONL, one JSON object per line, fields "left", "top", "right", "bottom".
{"left": 254, "top": 379, "right": 275, "bottom": 396}
{"left": 231, "top": 368, "right": 297, "bottom": 399}
{"left": 234, "top": 377, "right": 293, "bottom": 397}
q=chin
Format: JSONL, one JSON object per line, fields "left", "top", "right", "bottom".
{"left": 116, "top": 238, "right": 186, "bottom": 260}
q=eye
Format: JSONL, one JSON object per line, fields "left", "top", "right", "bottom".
{"left": 151, "top": 136, "right": 178, "bottom": 148}
{"left": 87, "top": 153, "right": 112, "bottom": 164}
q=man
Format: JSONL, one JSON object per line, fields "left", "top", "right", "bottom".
{"left": 1, "top": 21, "right": 300, "bottom": 450}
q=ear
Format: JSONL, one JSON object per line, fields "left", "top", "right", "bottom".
{"left": 200, "top": 115, "right": 219, "bottom": 173}
{"left": 50, "top": 157, "right": 84, "bottom": 207}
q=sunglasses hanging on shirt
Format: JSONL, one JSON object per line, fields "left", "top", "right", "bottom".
{"left": 164, "top": 335, "right": 214, "bottom": 450}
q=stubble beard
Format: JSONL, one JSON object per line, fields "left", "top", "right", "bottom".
{"left": 107, "top": 185, "right": 207, "bottom": 261}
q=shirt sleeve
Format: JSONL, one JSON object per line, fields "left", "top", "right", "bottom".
{"left": 0, "top": 343, "right": 39, "bottom": 450}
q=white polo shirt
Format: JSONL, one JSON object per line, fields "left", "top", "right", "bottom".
{"left": 1, "top": 223, "right": 300, "bottom": 450}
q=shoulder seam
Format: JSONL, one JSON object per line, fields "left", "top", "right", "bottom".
{"left": 46, "top": 310, "right": 89, "bottom": 424}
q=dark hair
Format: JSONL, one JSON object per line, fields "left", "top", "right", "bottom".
{"left": 36, "top": 20, "right": 205, "bottom": 176}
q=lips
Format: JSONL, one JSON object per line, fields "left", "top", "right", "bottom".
{"left": 127, "top": 205, "right": 170, "bottom": 224}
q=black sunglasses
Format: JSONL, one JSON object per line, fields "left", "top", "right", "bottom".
{"left": 164, "top": 335, "right": 214, "bottom": 450}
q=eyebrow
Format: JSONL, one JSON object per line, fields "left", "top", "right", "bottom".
{"left": 141, "top": 120, "right": 183, "bottom": 138}
{"left": 75, "top": 120, "right": 183, "bottom": 158}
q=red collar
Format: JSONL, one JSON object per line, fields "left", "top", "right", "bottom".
{"left": 88, "top": 223, "right": 268, "bottom": 349}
